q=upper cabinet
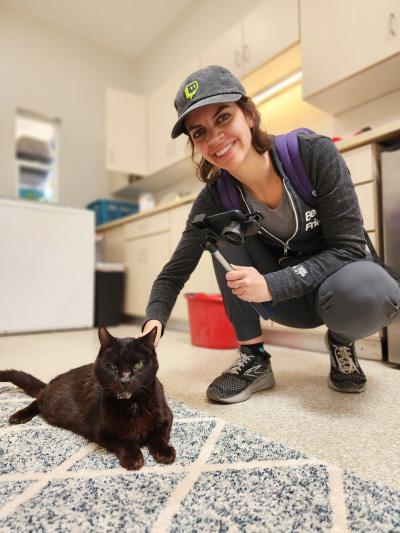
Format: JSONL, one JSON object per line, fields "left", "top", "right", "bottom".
{"left": 147, "top": 59, "right": 200, "bottom": 175}
{"left": 201, "top": 0, "right": 298, "bottom": 78}
{"left": 242, "top": 0, "right": 299, "bottom": 75}
{"left": 200, "top": 22, "right": 243, "bottom": 78}
{"left": 301, "top": 0, "right": 400, "bottom": 114}
{"left": 106, "top": 88, "right": 147, "bottom": 176}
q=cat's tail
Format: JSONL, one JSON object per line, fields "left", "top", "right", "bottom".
{"left": 0, "top": 370, "right": 46, "bottom": 398}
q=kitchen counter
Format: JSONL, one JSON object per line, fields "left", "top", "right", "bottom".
{"left": 96, "top": 193, "right": 198, "bottom": 231}
{"left": 336, "top": 118, "right": 400, "bottom": 153}
{"left": 97, "top": 118, "right": 400, "bottom": 232}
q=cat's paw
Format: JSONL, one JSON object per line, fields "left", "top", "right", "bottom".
{"left": 149, "top": 444, "right": 176, "bottom": 464}
{"left": 119, "top": 451, "right": 144, "bottom": 471}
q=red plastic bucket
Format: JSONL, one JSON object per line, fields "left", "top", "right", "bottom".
{"left": 185, "top": 293, "right": 238, "bottom": 349}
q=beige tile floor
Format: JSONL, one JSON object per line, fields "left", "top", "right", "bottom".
{"left": 0, "top": 324, "right": 399, "bottom": 490}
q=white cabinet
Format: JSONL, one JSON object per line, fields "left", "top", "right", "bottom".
{"left": 242, "top": 0, "right": 298, "bottom": 74}
{"left": 201, "top": 22, "right": 244, "bottom": 78}
{"left": 100, "top": 225, "right": 125, "bottom": 263}
{"left": 147, "top": 60, "right": 200, "bottom": 175}
{"left": 124, "top": 230, "right": 170, "bottom": 317}
{"left": 106, "top": 88, "right": 147, "bottom": 176}
{"left": 341, "top": 145, "right": 376, "bottom": 185}
{"left": 301, "top": 0, "right": 400, "bottom": 113}
{"left": 201, "top": 0, "right": 298, "bottom": 78}
{"left": 342, "top": 143, "right": 381, "bottom": 250}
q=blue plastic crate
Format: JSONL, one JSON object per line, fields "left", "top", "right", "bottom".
{"left": 87, "top": 199, "right": 139, "bottom": 226}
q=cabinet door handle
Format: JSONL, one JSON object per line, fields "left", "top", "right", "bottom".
{"left": 389, "top": 12, "right": 398, "bottom": 36}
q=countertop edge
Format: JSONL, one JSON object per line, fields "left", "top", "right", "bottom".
{"left": 336, "top": 118, "right": 400, "bottom": 152}
{"left": 96, "top": 193, "right": 198, "bottom": 231}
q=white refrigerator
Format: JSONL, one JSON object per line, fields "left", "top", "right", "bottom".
{"left": 0, "top": 198, "right": 95, "bottom": 334}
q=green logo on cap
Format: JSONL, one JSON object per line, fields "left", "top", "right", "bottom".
{"left": 184, "top": 80, "right": 199, "bottom": 100}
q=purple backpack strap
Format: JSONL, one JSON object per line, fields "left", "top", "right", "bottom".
{"left": 216, "top": 170, "right": 240, "bottom": 210}
{"left": 274, "top": 128, "right": 317, "bottom": 207}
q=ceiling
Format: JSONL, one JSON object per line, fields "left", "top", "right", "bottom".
{"left": 4, "top": 0, "right": 194, "bottom": 59}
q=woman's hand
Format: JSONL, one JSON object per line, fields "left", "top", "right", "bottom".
{"left": 226, "top": 265, "right": 272, "bottom": 303}
{"left": 140, "top": 320, "right": 163, "bottom": 348}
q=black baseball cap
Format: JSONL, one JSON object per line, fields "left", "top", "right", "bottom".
{"left": 171, "top": 65, "right": 247, "bottom": 139}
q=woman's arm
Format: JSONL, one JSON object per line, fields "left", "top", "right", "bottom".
{"left": 142, "top": 185, "right": 222, "bottom": 337}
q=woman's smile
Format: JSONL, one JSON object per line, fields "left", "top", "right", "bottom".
{"left": 213, "top": 140, "right": 236, "bottom": 159}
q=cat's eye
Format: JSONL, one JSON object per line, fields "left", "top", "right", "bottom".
{"left": 109, "top": 363, "right": 117, "bottom": 370}
{"left": 134, "top": 361, "right": 144, "bottom": 369}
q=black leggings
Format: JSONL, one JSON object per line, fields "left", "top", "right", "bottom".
{"left": 212, "top": 237, "right": 400, "bottom": 344}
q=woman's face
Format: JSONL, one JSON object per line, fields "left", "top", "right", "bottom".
{"left": 184, "top": 102, "right": 255, "bottom": 173}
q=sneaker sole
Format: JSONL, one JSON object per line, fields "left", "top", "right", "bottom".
{"left": 327, "top": 376, "right": 366, "bottom": 393}
{"left": 207, "top": 372, "right": 275, "bottom": 404}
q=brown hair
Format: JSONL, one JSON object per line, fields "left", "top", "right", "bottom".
{"left": 186, "top": 96, "right": 273, "bottom": 184}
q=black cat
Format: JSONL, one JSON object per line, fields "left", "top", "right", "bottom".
{"left": 0, "top": 326, "right": 175, "bottom": 470}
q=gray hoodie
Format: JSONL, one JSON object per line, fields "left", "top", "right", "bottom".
{"left": 144, "top": 133, "right": 367, "bottom": 332}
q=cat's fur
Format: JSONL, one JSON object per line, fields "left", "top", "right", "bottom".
{"left": 0, "top": 326, "right": 175, "bottom": 470}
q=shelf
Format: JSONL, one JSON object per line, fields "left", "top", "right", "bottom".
{"left": 16, "top": 159, "right": 52, "bottom": 171}
{"left": 112, "top": 156, "right": 196, "bottom": 196}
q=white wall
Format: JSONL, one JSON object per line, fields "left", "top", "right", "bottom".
{"left": 0, "top": 4, "right": 139, "bottom": 208}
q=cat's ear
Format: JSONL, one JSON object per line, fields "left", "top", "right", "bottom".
{"left": 141, "top": 326, "right": 158, "bottom": 347}
{"left": 98, "top": 326, "right": 115, "bottom": 348}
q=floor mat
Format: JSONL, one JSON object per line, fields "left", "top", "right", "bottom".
{"left": 0, "top": 386, "right": 399, "bottom": 532}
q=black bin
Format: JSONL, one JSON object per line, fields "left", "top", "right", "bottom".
{"left": 94, "top": 264, "right": 125, "bottom": 326}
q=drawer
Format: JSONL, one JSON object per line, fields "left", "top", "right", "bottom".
{"left": 124, "top": 211, "right": 169, "bottom": 240}
{"left": 342, "top": 145, "right": 374, "bottom": 185}
{"left": 355, "top": 181, "right": 376, "bottom": 232}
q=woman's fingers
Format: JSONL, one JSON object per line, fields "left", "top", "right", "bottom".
{"left": 226, "top": 270, "right": 244, "bottom": 281}
{"left": 227, "top": 280, "right": 242, "bottom": 289}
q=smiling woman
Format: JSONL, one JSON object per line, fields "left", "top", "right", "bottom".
{"left": 138, "top": 64, "right": 400, "bottom": 406}
{"left": 185, "top": 99, "right": 272, "bottom": 185}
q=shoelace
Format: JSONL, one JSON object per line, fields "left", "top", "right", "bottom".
{"left": 223, "top": 351, "right": 254, "bottom": 375}
{"left": 333, "top": 345, "right": 360, "bottom": 374}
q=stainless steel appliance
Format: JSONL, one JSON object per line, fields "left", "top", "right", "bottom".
{"left": 380, "top": 146, "right": 400, "bottom": 365}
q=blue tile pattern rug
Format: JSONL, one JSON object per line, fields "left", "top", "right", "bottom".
{"left": 0, "top": 384, "right": 399, "bottom": 532}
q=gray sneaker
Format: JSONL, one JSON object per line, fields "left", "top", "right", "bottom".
{"left": 207, "top": 346, "right": 275, "bottom": 404}
{"left": 325, "top": 332, "right": 367, "bottom": 393}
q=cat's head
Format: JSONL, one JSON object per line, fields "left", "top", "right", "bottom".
{"left": 94, "top": 326, "right": 159, "bottom": 400}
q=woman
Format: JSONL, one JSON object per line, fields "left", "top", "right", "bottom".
{"left": 141, "top": 65, "right": 400, "bottom": 404}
